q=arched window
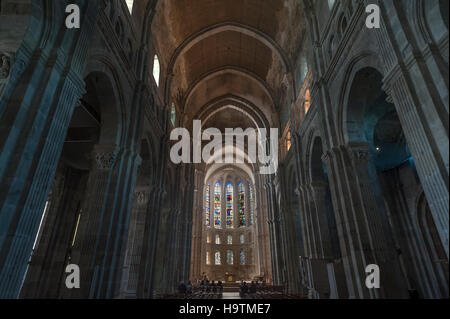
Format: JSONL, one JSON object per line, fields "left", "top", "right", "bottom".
{"left": 215, "top": 234, "right": 221, "bottom": 245}
{"left": 249, "top": 183, "right": 254, "bottom": 226}
{"left": 126, "top": 0, "right": 134, "bottom": 13}
{"left": 227, "top": 235, "right": 233, "bottom": 245}
{"left": 304, "top": 90, "right": 311, "bottom": 115}
{"left": 238, "top": 182, "right": 246, "bottom": 227}
{"left": 153, "top": 55, "right": 160, "bottom": 86}
{"left": 205, "top": 184, "right": 210, "bottom": 227}
{"left": 214, "top": 182, "right": 221, "bottom": 228}
{"left": 215, "top": 252, "right": 221, "bottom": 265}
{"left": 171, "top": 103, "right": 176, "bottom": 126}
{"left": 227, "top": 250, "right": 234, "bottom": 265}
{"left": 207, "top": 233, "right": 212, "bottom": 244}
{"left": 240, "top": 234, "right": 245, "bottom": 244}
{"left": 226, "top": 183, "right": 233, "bottom": 228}
{"left": 240, "top": 249, "right": 245, "bottom": 265}
{"left": 328, "top": 0, "right": 335, "bottom": 11}
{"left": 300, "top": 55, "right": 308, "bottom": 83}
{"left": 287, "top": 131, "right": 292, "bottom": 152}
{"left": 206, "top": 252, "right": 210, "bottom": 265}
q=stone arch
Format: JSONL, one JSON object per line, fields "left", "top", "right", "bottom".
{"left": 307, "top": 132, "right": 326, "bottom": 184}
{"left": 164, "top": 22, "right": 294, "bottom": 103}
{"left": 192, "top": 95, "right": 273, "bottom": 131}
{"left": 84, "top": 54, "right": 134, "bottom": 148}
{"left": 184, "top": 67, "right": 276, "bottom": 114}
{"left": 336, "top": 52, "right": 385, "bottom": 145}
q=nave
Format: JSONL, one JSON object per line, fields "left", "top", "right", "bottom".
{"left": 0, "top": 0, "right": 448, "bottom": 299}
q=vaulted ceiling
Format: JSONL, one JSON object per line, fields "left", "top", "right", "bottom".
{"left": 151, "top": 0, "right": 305, "bottom": 130}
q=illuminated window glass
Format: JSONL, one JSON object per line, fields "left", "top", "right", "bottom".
{"left": 206, "top": 252, "right": 210, "bottom": 265}
{"left": 238, "top": 182, "right": 246, "bottom": 227}
{"left": 214, "top": 182, "right": 221, "bottom": 228}
{"left": 227, "top": 250, "right": 234, "bottom": 265}
{"left": 205, "top": 184, "right": 210, "bottom": 227}
{"left": 153, "top": 55, "right": 160, "bottom": 86}
{"left": 226, "top": 183, "right": 233, "bottom": 228}
{"left": 126, "top": 0, "right": 134, "bottom": 13}
{"left": 240, "top": 249, "right": 245, "bottom": 265}
{"left": 287, "top": 131, "right": 292, "bottom": 152}
{"left": 215, "top": 252, "right": 221, "bottom": 265}
{"left": 227, "top": 235, "right": 233, "bottom": 245}
{"left": 304, "top": 90, "right": 311, "bottom": 115}
{"left": 328, "top": 0, "right": 335, "bottom": 10}
{"left": 240, "top": 234, "right": 245, "bottom": 244}
{"left": 249, "top": 183, "right": 254, "bottom": 226}
{"left": 215, "top": 234, "right": 221, "bottom": 245}
{"left": 171, "top": 103, "right": 176, "bottom": 126}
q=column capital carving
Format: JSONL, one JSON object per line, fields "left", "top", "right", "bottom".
{"left": 0, "top": 53, "right": 11, "bottom": 79}
{"left": 135, "top": 190, "right": 150, "bottom": 205}
{"left": 94, "top": 151, "right": 116, "bottom": 170}
{"left": 347, "top": 142, "right": 371, "bottom": 164}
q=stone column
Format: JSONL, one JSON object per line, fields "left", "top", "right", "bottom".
{"left": 137, "top": 184, "right": 165, "bottom": 298}
{"left": 119, "top": 188, "right": 150, "bottom": 298}
{"left": 265, "top": 180, "right": 284, "bottom": 286}
{"left": 322, "top": 144, "right": 409, "bottom": 299}
{"left": 298, "top": 184, "right": 316, "bottom": 258}
{"left": 190, "top": 169, "right": 204, "bottom": 282}
{"left": 374, "top": 0, "right": 449, "bottom": 259}
{"left": 67, "top": 144, "right": 141, "bottom": 299}
{"left": 309, "top": 182, "right": 334, "bottom": 260}
{"left": 0, "top": 1, "right": 98, "bottom": 298}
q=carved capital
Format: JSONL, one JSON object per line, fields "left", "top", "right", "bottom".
{"left": 94, "top": 152, "right": 116, "bottom": 170}
{"left": 0, "top": 53, "right": 11, "bottom": 79}
{"left": 348, "top": 142, "right": 371, "bottom": 164}
{"left": 135, "top": 191, "right": 150, "bottom": 205}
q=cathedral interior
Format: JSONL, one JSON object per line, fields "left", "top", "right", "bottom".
{"left": 0, "top": 0, "right": 448, "bottom": 299}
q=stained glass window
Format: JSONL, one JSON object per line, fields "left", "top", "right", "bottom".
{"left": 226, "top": 183, "right": 233, "bottom": 228}
{"left": 215, "top": 252, "right": 221, "bottom": 265}
{"left": 240, "top": 234, "right": 245, "bottom": 244}
{"left": 214, "top": 182, "right": 221, "bottom": 228}
{"left": 227, "top": 250, "right": 234, "bottom": 265}
{"left": 249, "top": 183, "right": 254, "bottom": 226}
{"left": 215, "top": 234, "right": 221, "bottom": 245}
{"left": 206, "top": 252, "right": 210, "bottom": 265}
{"left": 227, "top": 235, "right": 233, "bottom": 245}
{"left": 240, "top": 249, "right": 245, "bottom": 265}
{"left": 238, "top": 182, "right": 246, "bottom": 227}
{"left": 205, "top": 184, "right": 210, "bottom": 227}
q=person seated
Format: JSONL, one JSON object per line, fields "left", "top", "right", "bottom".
{"left": 250, "top": 281, "right": 257, "bottom": 294}
{"left": 217, "top": 281, "right": 223, "bottom": 292}
{"left": 240, "top": 281, "right": 249, "bottom": 297}
{"left": 186, "top": 281, "right": 193, "bottom": 294}
{"left": 178, "top": 282, "right": 187, "bottom": 295}
{"left": 211, "top": 280, "right": 217, "bottom": 293}
{"left": 242, "top": 282, "right": 249, "bottom": 296}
